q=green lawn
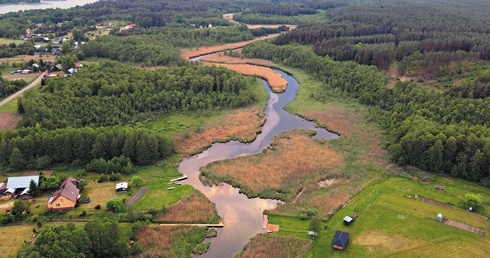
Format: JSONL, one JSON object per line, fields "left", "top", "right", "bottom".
{"left": 265, "top": 177, "right": 490, "bottom": 257}
{"left": 0, "top": 97, "right": 18, "bottom": 112}
{"left": 0, "top": 37, "right": 24, "bottom": 45}
{"left": 131, "top": 158, "right": 194, "bottom": 210}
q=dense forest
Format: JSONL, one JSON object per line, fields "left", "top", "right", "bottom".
{"left": 18, "top": 62, "right": 258, "bottom": 129}
{"left": 243, "top": 39, "right": 490, "bottom": 185}
{"left": 0, "top": 125, "right": 175, "bottom": 170}
{"left": 275, "top": 0, "right": 490, "bottom": 75}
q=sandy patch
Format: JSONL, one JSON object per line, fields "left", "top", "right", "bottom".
{"left": 318, "top": 178, "right": 340, "bottom": 188}
{"left": 200, "top": 51, "right": 275, "bottom": 66}
{"left": 209, "top": 63, "right": 287, "bottom": 92}
{"left": 355, "top": 231, "right": 417, "bottom": 251}
{"left": 0, "top": 112, "right": 21, "bottom": 130}
{"left": 0, "top": 201, "right": 14, "bottom": 210}
{"left": 181, "top": 34, "right": 279, "bottom": 60}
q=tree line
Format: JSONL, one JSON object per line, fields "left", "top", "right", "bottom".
{"left": 18, "top": 62, "right": 257, "bottom": 129}
{"left": 79, "top": 35, "right": 186, "bottom": 66}
{"left": 117, "top": 25, "right": 255, "bottom": 48}
{"left": 242, "top": 41, "right": 490, "bottom": 185}
{"left": 274, "top": 0, "right": 490, "bottom": 75}
{"left": 18, "top": 220, "right": 141, "bottom": 258}
{"left": 0, "top": 126, "right": 175, "bottom": 171}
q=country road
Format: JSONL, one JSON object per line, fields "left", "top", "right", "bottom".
{"left": 0, "top": 71, "right": 46, "bottom": 107}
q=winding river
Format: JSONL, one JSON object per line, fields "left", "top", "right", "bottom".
{"left": 180, "top": 69, "right": 338, "bottom": 258}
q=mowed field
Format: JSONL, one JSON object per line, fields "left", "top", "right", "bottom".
{"left": 246, "top": 177, "right": 490, "bottom": 257}
{"left": 303, "top": 177, "right": 489, "bottom": 257}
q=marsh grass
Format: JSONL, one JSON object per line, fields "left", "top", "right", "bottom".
{"left": 157, "top": 190, "right": 220, "bottom": 224}
{"left": 201, "top": 129, "right": 344, "bottom": 201}
{"left": 235, "top": 234, "right": 313, "bottom": 258}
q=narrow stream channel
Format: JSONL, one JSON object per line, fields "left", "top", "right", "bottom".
{"left": 179, "top": 69, "right": 338, "bottom": 258}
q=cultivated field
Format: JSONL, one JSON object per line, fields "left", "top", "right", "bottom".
{"left": 201, "top": 129, "right": 344, "bottom": 202}
{"left": 0, "top": 112, "right": 21, "bottom": 130}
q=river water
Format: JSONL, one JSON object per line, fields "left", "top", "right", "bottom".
{"left": 0, "top": 0, "right": 98, "bottom": 14}
{"left": 179, "top": 69, "right": 338, "bottom": 258}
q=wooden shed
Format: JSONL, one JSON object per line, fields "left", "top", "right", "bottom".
{"left": 332, "top": 230, "right": 350, "bottom": 251}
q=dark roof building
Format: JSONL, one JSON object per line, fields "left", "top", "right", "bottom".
{"left": 332, "top": 230, "right": 350, "bottom": 251}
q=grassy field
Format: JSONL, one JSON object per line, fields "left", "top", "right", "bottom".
{"left": 0, "top": 224, "right": 35, "bottom": 258}
{"left": 0, "top": 38, "right": 24, "bottom": 45}
{"left": 131, "top": 160, "right": 194, "bottom": 211}
{"left": 261, "top": 177, "right": 489, "bottom": 257}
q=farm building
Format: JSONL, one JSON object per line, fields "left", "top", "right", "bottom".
{"left": 46, "top": 177, "right": 80, "bottom": 210}
{"left": 332, "top": 230, "right": 350, "bottom": 251}
{"left": 6, "top": 175, "right": 39, "bottom": 190}
{"left": 343, "top": 216, "right": 354, "bottom": 226}
{"left": 116, "top": 182, "right": 128, "bottom": 192}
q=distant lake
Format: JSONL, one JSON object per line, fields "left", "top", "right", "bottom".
{"left": 0, "top": 0, "right": 99, "bottom": 14}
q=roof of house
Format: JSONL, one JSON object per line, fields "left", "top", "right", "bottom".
{"left": 47, "top": 177, "right": 79, "bottom": 204}
{"left": 116, "top": 182, "right": 128, "bottom": 189}
{"left": 5, "top": 188, "right": 15, "bottom": 194}
{"left": 332, "top": 230, "right": 350, "bottom": 248}
{"left": 6, "top": 176, "right": 39, "bottom": 189}
{"left": 20, "top": 188, "right": 30, "bottom": 195}
{"left": 343, "top": 216, "right": 353, "bottom": 223}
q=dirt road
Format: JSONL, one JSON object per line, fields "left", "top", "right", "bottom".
{"left": 0, "top": 71, "right": 45, "bottom": 107}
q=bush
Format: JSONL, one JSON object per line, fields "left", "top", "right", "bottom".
{"left": 95, "top": 204, "right": 101, "bottom": 210}
{"left": 97, "top": 174, "right": 108, "bottom": 183}
{"left": 106, "top": 198, "right": 124, "bottom": 213}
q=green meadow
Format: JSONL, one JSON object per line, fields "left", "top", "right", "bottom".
{"left": 267, "top": 177, "right": 490, "bottom": 257}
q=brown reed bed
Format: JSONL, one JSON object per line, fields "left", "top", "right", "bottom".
{"left": 235, "top": 234, "right": 312, "bottom": 258}
{"left": 157, "top": 190, "right": 220, "bottom": 223}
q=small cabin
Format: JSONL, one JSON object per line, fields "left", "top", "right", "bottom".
{"left": 343, "top": 216, "right": 354, "bottom": 226}
{"left": 332, "top": 230, "right": 350, "bottom": 251}
{"left": 116, "top": 182, "right": 128, "bottom": 192}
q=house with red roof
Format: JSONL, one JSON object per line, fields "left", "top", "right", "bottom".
{"left": 46, "top": 177, "right": 80, "bottom": 210}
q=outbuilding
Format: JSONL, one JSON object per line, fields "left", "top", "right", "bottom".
{"left": 116, "top": 182, "right": 128, "bottom": 192}
{"left": 343, "top": 216, "right": 354, "bottom": 226}
{"left": 332, "top": 230, "right": 350, "bottom": 251}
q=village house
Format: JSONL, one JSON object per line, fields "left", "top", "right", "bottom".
{"left": 46, "top": 177, "right": 80, "bottom": 210}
